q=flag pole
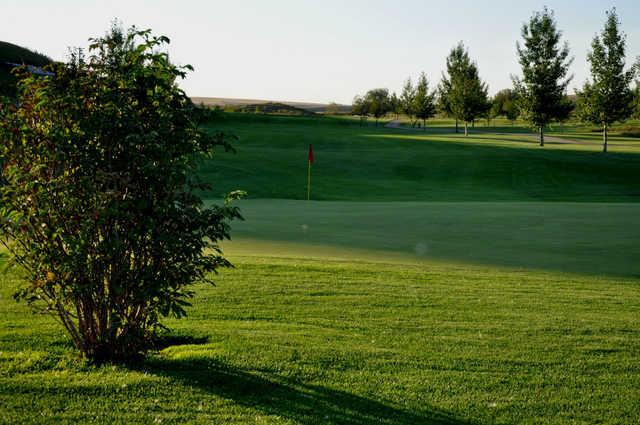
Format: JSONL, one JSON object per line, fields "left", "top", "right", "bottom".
{"left": 307, "top": 144, "right": 313, "bottom": 201}
{"left": 307, "top": 159, "right": 311, "bottom": 201}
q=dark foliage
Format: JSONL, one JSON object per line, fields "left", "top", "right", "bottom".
{"left": 0, "top": 25, "right": 243, "bottom": 363}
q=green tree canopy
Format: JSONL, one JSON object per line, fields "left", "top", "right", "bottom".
{"left": 514, "top": 7, "right": 573, "bottom": 146}
{"left": 364, "top": 88, "right": 390, "bottom": 126}
{"left": 440, "top": 42, "right": 489, "bottom": 136}
{"left": 492, "top": 89, "right": 519, "bottom": 123}
{"left": 400, "top": 78, "right": 416, "bottom": 125}
{"left": 389, "top": 91, "right": 400, "bottom": 120}
{"left": 437, "top": 79, "right": 456, "bottom": 131}
{"left": 0, "top": 25, "right": 242, "bottom": 363}
{"left": 413, "top": 72, "right": 437, "bottom": 130}
{"left": 576, "top": 8, "right": 636, "bottom": 152}
{"left": 634, "top": 84, "right": 640, "bottom": 119}
{"left": 351, "top": 95, "right": 369, "bottom": 126}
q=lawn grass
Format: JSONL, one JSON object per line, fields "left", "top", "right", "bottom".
{"left": 223, "top": 199, "right": 640, "bottom": 278}
{"left": 2, "top": 113, "right": 639, "bottom": 424}
{"left": 199, "top": 114, "right": 640, "bottom": 201}
{"left": 2, "top": 256, "right": 639, "bottom": 424}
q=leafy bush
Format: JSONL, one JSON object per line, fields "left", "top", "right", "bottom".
{"left": 0, "top": 25, "right": 242, "bottom": 363}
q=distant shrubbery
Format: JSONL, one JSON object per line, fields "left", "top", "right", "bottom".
{"left": 233, "top": 102, "right": 314, "bottom": 116}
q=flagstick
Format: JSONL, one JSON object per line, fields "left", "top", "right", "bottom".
{"left": 307, "top": 160, "right": 311, "bottom": 201}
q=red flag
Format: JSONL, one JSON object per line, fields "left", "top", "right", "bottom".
{"left": 308, "top": 144, "right": 314, "bottom": 164}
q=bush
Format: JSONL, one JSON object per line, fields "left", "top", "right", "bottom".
{"left": 0, "top": 25, "right": 242, "bottom": 363}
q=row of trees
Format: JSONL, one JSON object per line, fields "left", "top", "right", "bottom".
{"left": 352, "top": 75, "right": 438, "bottom": 129}
{"left": 352, "top": 7, "right": 639, "bottom": 152}
{"left": 353, "top": 41, "right": 522, "bottom": 134}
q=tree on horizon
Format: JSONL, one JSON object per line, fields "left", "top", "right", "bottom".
{"left": 514, "top": 7, "right": 573, "bottom": 146}
{"left": 440, "top": 42, "right": 489, "bottom": 136}
{"left": 576, "top": 8, "right": 636, "bottom": 152}
{"left": 413, "top": 72, "right": 437, "bottom": 130}
{"left": 364, "top": 88, "right": 391, "bottom": 127}
{"left": 400, "top": 78, "right": 417, "bottom": 126}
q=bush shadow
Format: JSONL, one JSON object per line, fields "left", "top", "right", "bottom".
{"left": 140, "top": 355, "right": 472, "bottom": 425}
{"left": 150, "top": 334, "right": 210, "bottom": 351}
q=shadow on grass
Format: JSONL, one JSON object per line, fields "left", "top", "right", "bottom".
{"left": 150, "top": 334, "right": 209, "bottom": 351}
{"left": 140, "top": 355, "right": 471, "bottom": 425}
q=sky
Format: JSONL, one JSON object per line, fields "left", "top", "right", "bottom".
{"left": 3, "top": 0, "right": 640, "bottom": 104}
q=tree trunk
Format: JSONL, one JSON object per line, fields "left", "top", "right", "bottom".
{"left": 539, "top": 126, "right": 544, "bottom": 147}
{"left": 464, "top": 122, "right": 468, "bottom": 136}
{"left": 603, "top": 124, "right": 608, "bottom": 153}
{"left": 423, "top": 118, "right": 426, "bottom": 131}
{"left": 472, "top": 120, "right": 475, "bottom": 128}
{"left": 455, "top": 118, "right": 459, "bottom": 133}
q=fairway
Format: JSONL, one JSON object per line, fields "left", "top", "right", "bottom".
{"left": 2, "top": 113, "right": 640, "bottom": 424}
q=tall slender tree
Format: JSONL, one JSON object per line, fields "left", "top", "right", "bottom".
{"left": 389, "top": 91, "right": 401, "bottom": 120}
{"left": 576, "top": 8, "right": 636, "bottom": 152}
{"left": 440, "top": 42, "right": 489, "bottom": 136}
{"left": 400, "top": 78, "right": 416, "bottom": 126}
{"left": 514, "top": 7, "right": 573, "bottom": 146}
{"left": 413, "top": 72, "right": 437, "bottom": 130}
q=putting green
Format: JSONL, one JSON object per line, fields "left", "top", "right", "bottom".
{"left": 222, "top": 199, "right": 640, "bottom": 278}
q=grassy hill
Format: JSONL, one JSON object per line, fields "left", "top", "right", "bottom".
{"left": 199, "top": 114, "right": 640, "bottom": 201}
{"left": 0, "top": 40, "right": 52, "bottom": 97}
{"left": 0, "top": 40, "right": 50, "bottom": 66}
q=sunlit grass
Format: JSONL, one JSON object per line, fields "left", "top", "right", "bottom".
{"left": 2, "top": 255, "right": 639, "bottom": 424}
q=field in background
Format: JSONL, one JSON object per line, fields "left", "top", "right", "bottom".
{"left": 2, "top": 112, "right": 639, "bottom": 424}
{"left": 192, "top": 97, "right": 352, "bottom": 114}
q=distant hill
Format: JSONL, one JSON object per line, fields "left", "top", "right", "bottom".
{"left": 233, "top": 102, "right": 315, "bottom": 116}
{"left": 0, "top": 40, "right": 52, "bottom": 97}
{"left": 192, "top": 97, "right": 351, "bottom": 114}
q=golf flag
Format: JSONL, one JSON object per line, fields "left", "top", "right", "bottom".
{"left": 307, "top": 144, "right": 313, "bottom": 200}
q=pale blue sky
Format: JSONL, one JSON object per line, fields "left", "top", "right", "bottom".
{"left": 3, "top": 0, "right": 639, "bottom": 104}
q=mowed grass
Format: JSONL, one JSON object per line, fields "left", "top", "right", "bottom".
{"left": 224, "top": 199, "right": 640, "bottom": 278}
{"left": 2, "top": 113, "right": 640, "bottom": 424}
{"left": 198, "top": 114, "right": 640, "bottom": 201}
{"left": 2, "top": 255, "right": 640, "bottom": 424}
